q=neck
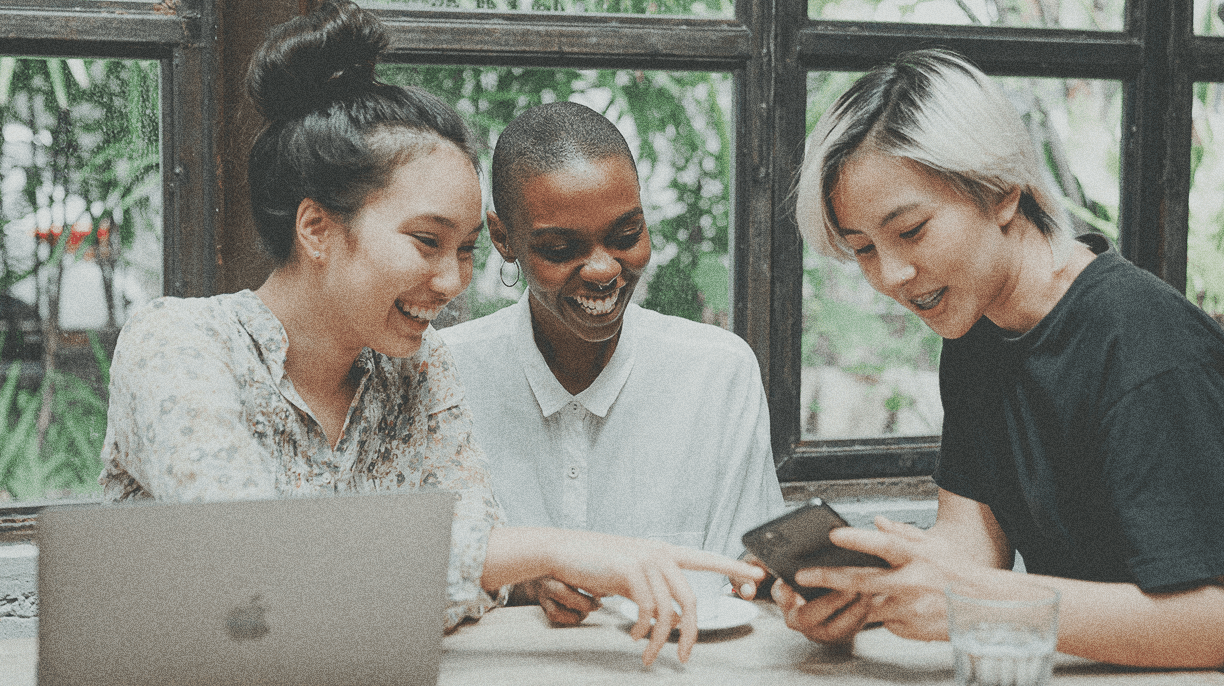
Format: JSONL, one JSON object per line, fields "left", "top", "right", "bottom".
{"left": 528, "top": 295, "right": 620, "bottom": 396}
{"left": 256, "top": 265, "right": 362, "bottom": 398}
{"left": 984, "top": 225, "right": 1094, "bottom": 334}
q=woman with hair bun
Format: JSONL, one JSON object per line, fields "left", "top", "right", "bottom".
{"left": 99, "top": 0, "right": 760, "bottom": 666}
{"left": 777, "top": 49, "right": 1224, "bottom": 668}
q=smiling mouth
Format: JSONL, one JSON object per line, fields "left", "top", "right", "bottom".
{"left": 571, "top": 287, "right": 622, "bottom": 317}
{"left": 910, "top": 287, "right": 946, "bottom": 312}
{"left": 396, "top": 299, "right": 443, "bottom": 322}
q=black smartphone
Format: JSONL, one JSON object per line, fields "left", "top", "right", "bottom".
{"left": 742, "top": 497, "right": 888, "bottom": 601}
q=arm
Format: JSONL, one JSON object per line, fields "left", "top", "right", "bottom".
{"left": 796, "top": 507, "right": 1224, "bottom": 667}
{"left": 482, "top": 527, "right": 765, "bottom": 667}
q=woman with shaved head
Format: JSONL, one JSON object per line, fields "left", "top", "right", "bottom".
{"left": 441, "top": 101, "right": 785, "bottom": 625}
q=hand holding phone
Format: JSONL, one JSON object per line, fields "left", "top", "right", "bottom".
{"left": 741, "top": 498, "right": 888, "bottom": 601}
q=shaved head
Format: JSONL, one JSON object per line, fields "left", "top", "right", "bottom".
{"left": 491, "top": 101, "right": 637, "bottom": 228}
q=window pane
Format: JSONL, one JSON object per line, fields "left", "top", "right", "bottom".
{"left": 1, "top": 57, "right": 162, "bottom": 502}
{"left": 1197, "top": 0, "right": 1224, "bottom": 35}
{"left": 380, "top": 65, "right": 735, "bottom": 330}
{"left": 809, "top": 0, "right": 1123, "bottom": 31}
{"left": 800, "top": 72, "right": 1121, "bottom": 440}
{"left": 368, "top": 0, "right": 733, "bottom": 18}
{"left": 1188, "top": 81, "right": 1224, "bottom": 323}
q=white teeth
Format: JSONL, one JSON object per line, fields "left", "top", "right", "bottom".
{"left": 397, "top": 301, "right": 441, "bottom": 321}
{"left": 910, "top": 287, "right": 946, "bottom": 311}
{"left": 573, "top": 289, "right": 620, "bottom": 316}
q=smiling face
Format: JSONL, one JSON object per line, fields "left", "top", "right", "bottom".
{"left": 323, "top": 140, "right": 483, "bottom": 358}
{"left": 495, "top": 155, "right": 650, "bottom": 346}
{"left": 830, "top": 150, "right": 1022, "bottom": 339}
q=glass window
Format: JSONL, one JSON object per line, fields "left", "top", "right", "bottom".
{"left": 368, "top": 0, "right": 733, "bottom": 18}
{"left": 799, "top": 72, "right": 1121, "bottom": 440}
{"left": 809, "top": 0, "right": 1124, "bottom": 31}
{"left": 1197, "top": 0, "right": 1224, "bottom": 35}
{"left": 379, "top": 65, "right": 735, "bottom": 330}
{"left": 1, "top": 57, "right": 162, "bottom": 502}
{"left": 1188, "top": 81, "right": 1224, "bottom": 323}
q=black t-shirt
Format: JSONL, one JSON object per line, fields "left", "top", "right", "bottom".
{"left": 934, "top": 233, "right": 1224, "bottom": 592}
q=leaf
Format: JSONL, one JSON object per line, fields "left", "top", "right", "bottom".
{"left": 47, "top": 58, "right": 69, "bottom": 109}
{"left": 0, "top": 56, "right": 16, "bottom": 106}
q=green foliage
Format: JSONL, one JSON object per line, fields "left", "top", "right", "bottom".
{"left": 1, "top": 56, "right": 160, "bottom": 500}
{"left": 0, "top": 333, "right": 109, "bottom": 500}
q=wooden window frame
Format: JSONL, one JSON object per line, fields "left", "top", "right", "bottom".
{"left": 1, "top": 0, "right": 1217, "bottom": 521}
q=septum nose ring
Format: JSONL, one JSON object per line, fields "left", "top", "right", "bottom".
{"left": 589, "top": 276, "right": 618, "bottom": 291}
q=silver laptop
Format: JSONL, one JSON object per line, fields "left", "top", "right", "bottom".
{"left": 36, "top": 491, "right": 453, "bottom": 686}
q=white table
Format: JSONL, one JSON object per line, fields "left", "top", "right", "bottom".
{"left": 441, "top": 602, "right": 1224, "bottom": 685}
{"left": 4, "top": 602, "right": 1222, "bottom": 685}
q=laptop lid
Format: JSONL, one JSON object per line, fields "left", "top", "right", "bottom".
{"left": 37, "top": 490, "right": 453, "bottom": 686}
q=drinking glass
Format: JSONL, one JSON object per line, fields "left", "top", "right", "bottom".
{"left": 946, "top": 580, "right": 1061, "bottom": 686}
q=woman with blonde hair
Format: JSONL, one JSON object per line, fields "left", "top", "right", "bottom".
{"left": 780, "top": 48, "right": 1224, "bottom": 667}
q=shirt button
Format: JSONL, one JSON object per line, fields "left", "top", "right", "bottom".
{"left": 567, "top": 466, "right": 579, "bottom": 479}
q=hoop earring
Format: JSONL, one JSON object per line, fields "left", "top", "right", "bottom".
{"left": 499, "top": 259, "right": 520, "bottom": 288}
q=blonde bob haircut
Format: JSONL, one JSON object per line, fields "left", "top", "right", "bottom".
{"left": 795, "top": 49, "right": 1074, "bottom": 266}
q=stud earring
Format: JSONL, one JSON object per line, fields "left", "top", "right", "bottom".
{"left": 313, "top": 251, "right": 322, "bottom": 260}
{"left": 499, "top": 259, "right": 520, "bottom": 288}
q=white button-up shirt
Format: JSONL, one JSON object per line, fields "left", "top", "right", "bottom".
{"left": 440, "top": 294, "right": 785, "bottom": 557}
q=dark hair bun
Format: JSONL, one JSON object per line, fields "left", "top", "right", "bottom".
{"left": 247, "top": 0, "right": 388, "bottom": 122}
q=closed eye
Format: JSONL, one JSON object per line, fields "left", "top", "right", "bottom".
{"left": 900, "top": 221, "right": 926, "bottom": 240}
{"left": 413, "top": 234, "right": 439, "bottom": 249}
{"left": 853, "top": 243, "right": 875, "bottom": 256}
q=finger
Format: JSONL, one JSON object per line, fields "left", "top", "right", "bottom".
{"left": 624, "top": 575, "right": 656, "bottom": 643}
{"left": 642, "top": 566, "right": 677, "bottom": 668}
{"left": 673, "top": 549, "right": 766, "bottom": 582}
{"left": 772, "top": 577, "right": 802, "bottom": 611}
{"left": 543, "top": 580, "right": 602, "bottom": 613}
{"left": 665, "top": 566, "right": 699, "bottom": 664}
{"left": 793, "top": 565, "right": 887, "bottom": 594}
{"left": 872, "top": 515, "right": 926, "bottom": 541}
{"left": 827, "top": 527, "right": 913, "bottom": 567}
{"left": 735, "top": 580, "right": 758, "bottom": 600}
{"left": 814, "top": 593, "right": 872, "bottom": 643}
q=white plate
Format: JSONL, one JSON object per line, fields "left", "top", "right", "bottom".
{"left": 610, "top": 594, "right": 759, "bottom": 632}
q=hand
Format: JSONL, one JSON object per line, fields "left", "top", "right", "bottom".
{"left": 791, "top": 516, "right": 994, "bottom": 642}
{"left": 730, "top": 552, "right": 768, "bottom": 600}
{"left": 518, "top": 577, "right": 602, "bottom": 625}
{"left": 543, "top": 531, "right": 766, "bottom": 667}
{"left": 772, "top": 577, "right": 873, "bottom": 645}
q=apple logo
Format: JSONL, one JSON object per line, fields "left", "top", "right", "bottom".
{"left": 225, "top": 594, "right": 270, "bottom": 641}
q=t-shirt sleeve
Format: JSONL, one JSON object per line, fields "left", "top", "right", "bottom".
{"left": 99, "top": 300, "right": 279, "bottom": 503}
{"left": 1101, "top": 363, "right": 1224, "bottom": 591}
{"left": 931, "top": 337, "right": 990, "bottom": 506}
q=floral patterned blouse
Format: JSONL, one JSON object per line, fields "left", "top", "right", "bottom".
{"left": 99, "top": 290, "right": 506, "bottom": 629}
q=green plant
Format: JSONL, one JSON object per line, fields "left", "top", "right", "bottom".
{"left": 0, "top": 331, "right": 109, "bottom": 500}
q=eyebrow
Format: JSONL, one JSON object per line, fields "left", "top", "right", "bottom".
{"left": 528, "top": 207, "right": 644, "bottom": 239}
{"left": 836, "top": 202, "right": 920, "bottom": 237}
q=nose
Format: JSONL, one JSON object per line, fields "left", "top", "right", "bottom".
{"left": 431, "top": 252, "right": 469, "bottom": 300}
{"left": 581, "top": 247, "right": 621, "bottom": 286}
{"left": 876, "top": 247, "right": 916, "bottom": 292}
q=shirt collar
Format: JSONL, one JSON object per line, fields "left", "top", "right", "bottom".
{"left": 511, "top": 290, "right": 637, "bottom": 418}
{"left": 230, "top": 288, "right": 375, "bottom": 396}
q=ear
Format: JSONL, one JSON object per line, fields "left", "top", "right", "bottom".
{"left": 295, "top": 197, "right": 338, "bottom": 262}
{"left": 487, "top": 210, "right": 515, "bottom": 262}
{"left": 993, "top": 187, "right": 1022, "bottom": 229}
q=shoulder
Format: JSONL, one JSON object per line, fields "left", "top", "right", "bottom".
{"left": 114, "top": 293, "right": 250, "bottom": 363}
{"left": 437, "top": 303, "right": 518, "bottom": 349}
{"left": 629, "top": 305, "right": 757, "bottom": 366}
{"left": 1069, "top": 251, "right": 1224, "bottom": 356}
